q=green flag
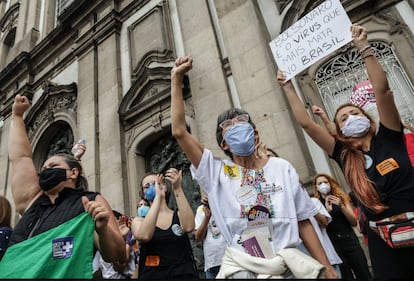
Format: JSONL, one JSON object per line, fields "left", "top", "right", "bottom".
{"left": 0, "top": 212, "right": 95, "bottom": 278}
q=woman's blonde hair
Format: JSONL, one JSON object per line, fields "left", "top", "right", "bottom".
{"left": 334, "top": 103, "right": 387, "bottom": 213}
{"left": 312, "top": 173, "right": 350, "bottom": 206}
{"left": 0, "top": 195, "right": 12, "bottom": 228}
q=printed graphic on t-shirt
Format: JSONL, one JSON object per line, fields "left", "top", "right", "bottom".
{"left": 376, "top": 158, "right": 399, "bottom": 176}
{"left": 224, "top": 164, "right": 240, "bottom": 179}
{"left": 209, "top": 219, "right": 221, "bottom": 239}
{"left": 239, "top": 168, "right": 275, "bottom": 218}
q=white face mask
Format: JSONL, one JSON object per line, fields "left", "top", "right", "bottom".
{"left": 317, "top": 182, "right": 331, "bottom": 195}
{"left": 340, "top": 115, "right": 371, "bottom": 137}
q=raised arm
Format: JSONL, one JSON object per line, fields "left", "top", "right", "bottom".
{"left": 352, "top": 25, "right": 400, "bottom": 131}
{"left": 170, "top": 56, "right": 204, "bottom": 168}
{"left": 312, "top": 105, "right": 336, "bottom": 136}
{"left": 165, "top": 168, "right": 194, "bottom": 233}
{"left": 277, "top": 72, "right": 336, "bottom": 155}
{"left": 8, "top": 95, "right": 42, "bottom": 214}
{"left": 132, "top": 175, "right": 164, "bottom": 242}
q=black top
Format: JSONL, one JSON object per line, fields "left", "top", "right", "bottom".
{"left": 9, "top": 188, "right": 97, "bottom": 246}
{"left": 138, "top": 210, "right": 196, "bottom": 280}
{"left": 320, "top": 198, "right": 354, "bottom": 236}
{"left": 331, "top": 123, "right": 414, "bottom": 221}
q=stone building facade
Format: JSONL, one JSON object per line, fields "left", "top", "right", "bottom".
{"left": 1, "top": 0, "right": 414, "bottom": 272}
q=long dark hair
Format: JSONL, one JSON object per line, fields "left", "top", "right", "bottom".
{"left": 334, "top": 103, "right": 387, "bottom": 213}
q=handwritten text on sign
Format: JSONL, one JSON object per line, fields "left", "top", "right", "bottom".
{"left": 269, "top": 0, "right": 352, "bottom": 80}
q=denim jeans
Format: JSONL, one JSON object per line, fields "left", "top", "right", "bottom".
{"left": 205, "top": 266, "right": 220, "bottom": 279}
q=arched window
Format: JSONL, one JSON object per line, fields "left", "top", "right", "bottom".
{"left": 315, "top": 41, "right": 414, "bottom": 126}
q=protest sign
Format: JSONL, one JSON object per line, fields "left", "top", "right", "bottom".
{"left": 349, "top": 80, "right": 376, "bottom": 111}
{"left": 269, "top": 0, "right": 352, "bottom": 80}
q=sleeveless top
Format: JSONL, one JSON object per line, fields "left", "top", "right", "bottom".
{"left": 9, "top": 188, "right": 97, "bottom": 246}
{"left": 138, "top": 210, "right": 196, "bottom": 279}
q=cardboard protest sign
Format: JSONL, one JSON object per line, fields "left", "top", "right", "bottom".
{"left": 349, "top": 80, "right": 376, "bottom": 111}
{"left": 269, "top": 0, "right": 352, "bottom": 80}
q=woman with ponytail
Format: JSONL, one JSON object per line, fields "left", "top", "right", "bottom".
{"left": 313, "top": 173, "right": 371, "bottom": 280}
{"left": 278, "top": 24, "right": 414, "bottom": 278}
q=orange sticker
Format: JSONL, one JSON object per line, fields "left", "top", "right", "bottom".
{"left": 145, "top": 255, "right": 160, "bottom": 266}
{"left": 376, "top": 158, "right": 399, "bottom": 176}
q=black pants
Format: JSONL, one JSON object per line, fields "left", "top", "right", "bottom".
{"left": 368, "top": 228, "right": 414, "bottom": 279}
{"left": 329, "top": 231, "right": 372, "bottom": 280}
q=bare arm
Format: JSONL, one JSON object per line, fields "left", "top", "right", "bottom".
{"left": 83, "top": 195, "right": 126, "bottom": 264}
{"left": 132, "top": 176, "right": 164, "bottom": 242}
{"left": 277, "top": 72, "right": 336, "bottom": 155}
{"left": 312, "top": 105, "right": 336, "bottom": 136}
{"left": 8, "top": 95, "right": 43, "bottom": 214}
{"left": 352, "top": 25, "right": 400, "bottom": 131}
{"left": 194, "top": 206, "right": 211, "bottom": 241}
{"left": 314, "top": 213, "right": 329, "bottom": 228}
{"left": 166, "top": 168, "right": 195, "bottom": 233}
{"left": 170, "top": 56, "right": 204, "bottom": 168}
{"left": 299, "top": 219, "right": 338, "bottom": 279}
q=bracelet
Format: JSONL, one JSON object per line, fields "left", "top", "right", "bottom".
{"left": 362, "top": 50, "right": 375, "bottom": 59}
{"left": 359, "top": 45, "right": 371, "bottom": 54}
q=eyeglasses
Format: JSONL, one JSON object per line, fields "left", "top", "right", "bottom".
{"left": 219, "top": 114, "right": 249, "bottom": 131}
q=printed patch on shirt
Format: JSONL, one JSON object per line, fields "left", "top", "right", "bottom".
{"left": 376, "top": 158, "right": 399, "bottom": 176}
{"left": 247, "top": 205, "right": 270, "bottom": 221}
{"left": 145, "top": 255, "right": 160, "bottom": 266}
{"left": 223, "top": 164, "right": 240, "bottom": 179}
{"left": 260, "top": 182, "right": 283, "bottom": 195}
{"left": 52, "top": 237, "right": 74, "bottom": 259}
{"left": 237, "top": 185, "right": 257, "bottom": 205}
{"left": 364, "top": 154, "right": 373, "bottom": 169}
{"left": 171, "top": 224, "right": 184, "bottom": 236}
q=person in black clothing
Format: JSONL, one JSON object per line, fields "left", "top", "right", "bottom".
{"left": 131, "top": 168, "right": 196, "bottom": 279}
{"left": 313, "top": 173, "right": 371, "bottom": 280}
{"left": 278, "top": 24, "right": 414, "bottom": 279}
{"left": 1, "top": 94, "right": 126, "bottom": 278}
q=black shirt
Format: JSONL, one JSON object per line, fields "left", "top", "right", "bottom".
{"left": 331, "top": 123, "right": 414, "bottom": 221}
{"left": 138, "top": 210, "right": 196, "bottom": 279}
{"left": 9, "top": 188, "right": 98, "bottom": 246}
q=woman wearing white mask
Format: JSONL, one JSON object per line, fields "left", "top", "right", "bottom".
{"left": 170, "top": 57, "right": 337, "bottom": 278}
{"left": 278, "top": 24, "right": 414, "bottom": 279}
{"left": 313, "top": 174, "right": 371, "bottom": 280}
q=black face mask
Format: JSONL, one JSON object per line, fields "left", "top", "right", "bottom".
{"left": 38, "top": 168, "right": 68, "bottom": 191}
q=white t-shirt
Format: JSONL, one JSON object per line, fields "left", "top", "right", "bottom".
{"left": 310, "top": 197, "right": 342, "bottom": 265}
{"left": 195, "top": 205, "right": 227, "bottom": 272}
{"left": 191, "top": 149, "right": 317, "bottom": 253}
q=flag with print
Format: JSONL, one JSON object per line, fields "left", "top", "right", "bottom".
{"left": 0, "top": 212, "right": 95, "bottom": 278}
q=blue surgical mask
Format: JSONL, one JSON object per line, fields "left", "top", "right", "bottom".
{"left": 223, "top": 123, "right": 255, "bottom": 156}
{"left": 144, "top": 183, "right": 156, "bottom": 202}
{"left": 341, "top": 115, "right": 371, "bottom": 137}
{"left": 137, "top": 205, "right": 150, "bottom": 217}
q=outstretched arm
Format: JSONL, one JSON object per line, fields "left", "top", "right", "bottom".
{"left": 352, "top": 25, "right": 400, "bottom": 131}
{"left": 277, "top": 72, "right": 336, "bottom": 155}
{"left": 170, "top": 56, "right": 204, "bottom": 168}
{"left": 8, "top": 95, "right": 42, "bottom": 214}
{"left": 165, "top": 168, "right": 194, "bottom": 233}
